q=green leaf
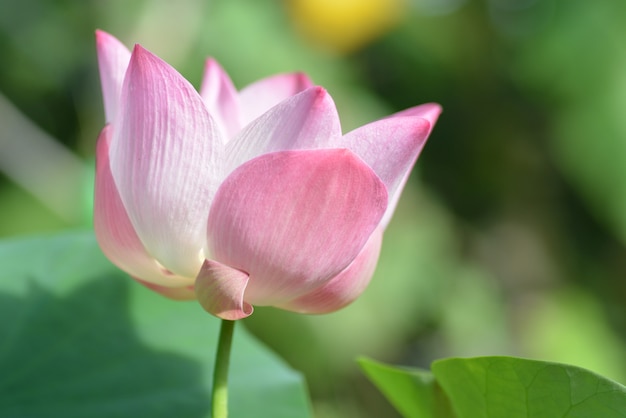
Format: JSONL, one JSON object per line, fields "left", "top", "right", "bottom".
{"left": 361, "top": 356, "right": 626, "bottom": 418}
{"left": 358, "top": 357, "right": 456, "bottom": 418}
{"left": 433, "top": 357, "right": 626, "bottom": 418}
{"left": 0, "top": 231, "right": 311, "bottom": 418}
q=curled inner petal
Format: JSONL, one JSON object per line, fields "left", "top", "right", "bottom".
{"left": 195, "top": 259, "right": 253, "bottom": 320}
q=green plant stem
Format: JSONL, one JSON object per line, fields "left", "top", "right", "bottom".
{"left": 212, "top": 319, "right": 235, "bottom": 418}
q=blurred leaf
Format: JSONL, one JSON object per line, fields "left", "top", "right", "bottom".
{"left": 518, "top": 288, "right": 626, "bottom": 383}
{"left": 0, "top": 179, "right": 67, "bottom": 236}
{"left": 513, "top": 0, "right": 626, "bottom": 244}
{"left": 0, "top": 231, "right": 311, "bottom": 418}
{"left": 361, "top": 356, "right": 626, "bottom": 418}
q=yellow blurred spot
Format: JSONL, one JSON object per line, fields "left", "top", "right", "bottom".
{"left": 286, "top": 0, "right": 407, "bottom": 53}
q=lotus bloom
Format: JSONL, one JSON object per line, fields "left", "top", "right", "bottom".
{"left": 94, "top": 30, "right": 440, "bottom": 320}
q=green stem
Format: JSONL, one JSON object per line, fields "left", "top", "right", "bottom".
{"left": 212, "top": 319, "right": 235, "bottom": 418}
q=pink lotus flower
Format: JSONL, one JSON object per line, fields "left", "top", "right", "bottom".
{"left": 94, "top": 30, "right": 440, "bottom": 320}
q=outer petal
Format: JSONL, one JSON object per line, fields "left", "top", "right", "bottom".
{"left": 94, "top": 125, "right": 194, "bottom": 288}
{"left": 207, "top": 149, "right": 388, "bottom": 306}
{"left": 389, "top": 102, "right": 442, "bottom": 135}
{"left": 199, "top": 58, "right": 241, "bottom": 141}
{"left": 238, "top": 72, "right": 313, "bottom": 127}
{"left": 135, "top": 280, "right": 196, "bottom": 300}
{"left": 110, "top": 45, "right": 224, "bottom": 278}
{"left": 194, "top": 259, "right": 253, "bottom": 320}
{"left": 225, "top": 87, "right": 341, "bottom": 174}
{"left": 343, "top": 104, "right": 441, "bottom": 227}
{"left": 277, "top": 227, "right": 383, "bottom": 314}
{"left": 95, "top": 30, "right": 131, "bottom": 123}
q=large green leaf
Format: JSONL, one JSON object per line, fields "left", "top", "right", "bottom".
{"left": 0, "top": 231, "right": 311, "bottom": 418}
{"left": 360, "top": 356, "right": 626, "bottom": 418}
{"left": 359, "top": 358, "right": 456, "bottom": 418}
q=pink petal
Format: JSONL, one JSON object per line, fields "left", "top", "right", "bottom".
{"left": 110, "top": 45, "right": 224, "bottom": 278}
{"left": 95, "top": 30, "right": 131, "bottom": 123}
{"left": 194, "top": 259, "right": 253, "bottom": 320}
{"left": 344, "top": 105, "right": 441, "bottom": 227}
{"left": 207, "top": 149, "right": 388, "bottom": 306}
{"left": 389, "top": 102, "right": 442, "bottom": 135}
{"left": 238, "top": 72, "right": 313, "bottom": 127}
{"left": 277, "top": 227, "right": 383, "bottom": 314}
{"left": 225, "top": 87, "right": 341, "bottom": 173}
{"left": 135, "top": 279, "right": 196, "bottom": 300}
{"left": 94, "top": 125, "right": 194, "bottom": 288}
{"left": 199, "top": 58, "right": 242, "bottom": 141}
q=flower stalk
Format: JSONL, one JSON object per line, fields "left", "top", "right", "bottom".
{"left": 212, "top": 319, "right": 235, "bottom": 418}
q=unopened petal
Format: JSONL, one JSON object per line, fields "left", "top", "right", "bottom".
{"left": 239, "top": 72, "right": 313, "bottom": 127}
{"left": 344, "top": 105, "right": 440, "bottom": 227}
{"left": 110, "top": 45, "right": 224, "bottom": 278}
{"left": 225, "top": 87, "right": 341, "bottom": 173}
{"left": 207, "top": 149, "right": 387, "bottom": 306}
{"left": 278, "top": 227, "right": 383, "bottom": 314}
{"left": 95, "top": 30, "right": 131, "bottom": 123}
{"left": 199, "top": 58, "right": 241, "bottom": 140}
{"left": 195, "top": 259, "right": 253, "bottom": 320}
{"left": 94, "top": 125, "right": 194, "bottom": 288}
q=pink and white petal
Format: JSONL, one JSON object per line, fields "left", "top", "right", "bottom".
{"left": 94, "top": 126, "right": 194, "bottom": 288}
{"left": 389, "top": 103, "right": 442, "bottom": 135}
{"left": 195, "top": 259, "right": 253, "bottom": 320}
{"left": 277, "top": 227, "right": 383, "bottom": 314}
{"left": 207, "top": 149, "right": 388, "bottom": 306}
{"left": 343, "top": 115, "right": 433, "bottom": 228}
{"left": 199, "top": 58, "right": 242, "bottom": 141}
{"left": 95, "top": 30, "right": 131, "bottom": 124}
{"left": 110, "top": 45, "right": 224, "bottom": 278}
{"left": 238, "top": 72, "right": 313, "bottom": 127}
{"left": 134, "top": 279, "right": 196, "bottom": 300}
{"left": 225, "top": 87, "right": 341, "bottom": 173}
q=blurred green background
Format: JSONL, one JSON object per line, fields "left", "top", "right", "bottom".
{"left": 1, "top": 0, "right": 625, "bottom": 416}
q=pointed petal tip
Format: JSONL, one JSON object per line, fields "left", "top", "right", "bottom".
{"left": 311, "top": 85, "right": 327, "bottom": 98}
{"left": 130, "top": 44, "right": 157, "bottom": 63}
{"left": 95, "top": 30, "right": 130, "bottom": 58}
{"left": 421, "top": 102, "right": 443, "bottom": 124}
{"left": 386, "top": 102, "right": 442, "bottom": 137}
{"left": 131, "top": 43, "right": 145, "bottom": 56}
{"left": 204, "top": 56, "right": 219, "bottom": 69}
{"left": 95, "top": 29, "right": 115, "bottom": 44}
{"left": 195, "top": 260, "right": 253, "bottom": 320}
{"left": 298, "top": 85, "right": 328, "bottom": 103}
{"left": 294, "top": 72, "right": 314, "bottom": 88}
